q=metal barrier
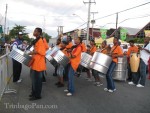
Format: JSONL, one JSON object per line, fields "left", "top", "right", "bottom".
{"left": 0, "top": 48, "right": 6, "bottom": 56}
{"left": 0, "top": 53, "right": 16, "bottom": 101}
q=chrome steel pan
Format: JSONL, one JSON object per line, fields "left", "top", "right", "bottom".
{"left": 9, "top": 48, "right": 32, "bottom": 67}
{"left": 90, "top": 52, "right": 112, "bottom": 74}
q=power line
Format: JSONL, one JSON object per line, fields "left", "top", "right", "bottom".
{"left": 119, "top": 14, "right": 150, "bottom": 24}
{"left": 95, "top": 2, "right": 150, "bottom": 21}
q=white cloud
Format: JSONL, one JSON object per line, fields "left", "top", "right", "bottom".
{"left": 0, "top": 0, "right": 150, "bottom": 37}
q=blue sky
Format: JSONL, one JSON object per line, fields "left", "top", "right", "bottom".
{"left": 0, "top": 0, "right": 150, "bottom": 37}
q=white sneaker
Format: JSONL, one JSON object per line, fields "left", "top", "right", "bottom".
{"left": 93, "top": 82, "right": 99, "bottom": 85}
{"left": 17, "top": 79, "right": 22, "bottom": 83}
{"left": 128, "top": 81, "right": 135, "bottom": 85}
{"left": 96, "top": 84, "right": 103, "bottom": 87}
{"left": 95, "top": 82, "right": 103, "bottom": 86}
{"left": 66, "top": 93, "right": 72, "bottom": 96}
{"left": 108, "top": 89, "right": 114, "bottom": 93}
{"left": 104, "top": 88, "right": 108, "bottom": 91}
{"left": 113, "top": 89, "right": 116, "bottom": 92}
{"left": 136, "top": 84, "right": 144, "bottom": 88}
{"left": 64, "top": 89, "right": 69, "bottom": 92}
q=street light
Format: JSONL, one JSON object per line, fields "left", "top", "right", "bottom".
{"left": 72, "top": 14, "right": 86, "bottom": 22}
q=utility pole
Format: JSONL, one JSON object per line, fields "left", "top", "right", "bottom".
{"left": 43, "top": 16, "right": 46, "bottom": 37}
{"left": 90, "top": 12, "right": 98, "bottom": 39}
{"left": 83, "top": 0, "right": 96, "bottom": 44}
{"left": 4, "top": 4, "right": 8, "bottom": 36}
{"left": 115, "top": 12, "right": 118, "bottom": 38}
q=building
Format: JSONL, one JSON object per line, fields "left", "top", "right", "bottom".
{"left": 63, "top": 21, "right": 150, "bottom": 40}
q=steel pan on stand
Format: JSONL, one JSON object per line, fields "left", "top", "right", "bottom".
{"left": 80, "top": 52, "right": 92, "bottom": 69}
{"left": 112, "top": 56, "right": 128, "bottom": 81}
{"left": 90, "top": 52, "right": 112, "bottom": 74}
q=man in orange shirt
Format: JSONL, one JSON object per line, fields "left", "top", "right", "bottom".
{"left": 28, "top": 28, "right": 46, "bottom": 101}
{"left": 104, "top": 37, "right": 123, "bottom": 93}
{"left": 126, "top": 40, "right": 138, "bottom": 82}
{"left": 64, "top": 37, "right": 82, "bottom": 96}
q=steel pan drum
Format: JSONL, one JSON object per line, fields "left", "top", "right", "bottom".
{"left": 46, "top": 46, "right": 69, "bottom": 67}
{"left": 130, "top": 53, "right": 140, "bottom": 72}
{"left": 9, "top": 48, "right": 32, "bottom": 67}
{"left": 113, "top": 70, "right": 128, "bottom": 81}
{"left": 90, "top": 52, "right": 112, "bottom": 74}
{"left": 112, "top": 56, "right": 127, "bottom": 81}
{"left": 45, "top": 49, "right": 53, "bottom": 61}
{"left": 80, "top": 52, "right": 92, "bottom": 69}
{"left": 52, "top": 50, "right": 69, "bottom": 67}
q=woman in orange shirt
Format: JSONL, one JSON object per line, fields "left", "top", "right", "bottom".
{"left": 104, "top": 37, "right": 123, "bottom": 93}
{"left": 28, "top": 28, "right": 46, "bottom": 100}
{"left": 64, "top": 37, "right": 82, "bottom": 96}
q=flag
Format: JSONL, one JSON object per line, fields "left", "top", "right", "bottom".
{"left": 144, "top": 30, "right": 150, "bottom": 37}
{"left": 100, "top": 29, "right": 107, "bottom": 39}
{"left": 120, "top": 28, "right": 127, "bottom": 41}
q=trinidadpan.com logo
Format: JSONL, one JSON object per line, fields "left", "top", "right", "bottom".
{"left": 4, "top": 103, "right": 58, "bottom": 110}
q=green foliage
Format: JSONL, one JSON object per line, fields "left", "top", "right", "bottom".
{"left": 9, "top": 24, "right": 26, "bottom": 38}
{"left": 133, "top": 38, "right": 144, "bottom": 44}
{"left": 42, "top": 32, "right": 51, "bottom": 42}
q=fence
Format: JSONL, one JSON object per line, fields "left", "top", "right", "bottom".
{"left": 0, "top": 53, "right": 16, "bottom": 101}
{"left": 0, "top": 48, "right": 6, "bottom": 56}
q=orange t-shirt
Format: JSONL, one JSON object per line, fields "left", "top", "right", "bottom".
{"left": 43, "top": 38, "right": 49, "bottom": 50}
{"left": 66, "top": 42, "right": 73, "bottom": 49}
{"left": 127, "top": 45, "right": 138, "bottom": 57}
{"left": 101, "top": 48, "right": 108, "bottom": 54}
{"left": 70, "top": 45, "right": 82, "bottom": 71}
{"left": 81, "top": 42, "right": 87, "bottom": 52}
{"left": 90, "top": 45, "right": 97, "bottom": 56}
{"left": 31, "top": 38, "right": 46, "bottom": 71}
{"left": 111, "top": 45, "right": 123, "bottom": 63}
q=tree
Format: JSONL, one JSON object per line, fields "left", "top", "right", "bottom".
{"left": 9, "top": 24, "right": 26, "bottom": 38}
{"left": 9, "top": 24, "right": 32, "bottom": 43}
{"left": 42, "top": 32, "right": 51, "bottom": 42}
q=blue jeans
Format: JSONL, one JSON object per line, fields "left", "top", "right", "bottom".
{"left": 106, "top": 61, "right": 116, "bottom": 90}
{"left": 31, "top": 69, "right": 43, "bottom": 98}
{"left": 68, "top": 64, "right": 75, "bottom": 94}
{"left": 132, "top": 59, "right": 147, "bottom": 86}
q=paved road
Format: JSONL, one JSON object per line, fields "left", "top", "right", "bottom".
{"left": 0, "top": 62, "right": 150, "bottom": 113}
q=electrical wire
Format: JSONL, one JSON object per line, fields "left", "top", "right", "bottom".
{"left": 95, "top": 2, "right": 150, "bottom": 21}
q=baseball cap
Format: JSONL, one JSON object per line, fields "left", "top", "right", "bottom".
{"left": 18, "top": 32, "right": 23, "bottom": 35}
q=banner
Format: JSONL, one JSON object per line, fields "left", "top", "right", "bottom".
{"left": 144, "top": 30, "right": 150, "bottom": 37}
{"left": 120, "top": 28, "right": 127, "bottom": 41}
{"left": 100, "top": 29, "right": 107, "bottom": 39}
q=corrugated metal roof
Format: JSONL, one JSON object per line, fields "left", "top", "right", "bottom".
{"left": 120, "top": 27, "right": 141, "bottom": 35}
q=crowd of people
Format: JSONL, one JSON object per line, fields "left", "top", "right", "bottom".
{"left": 10, "top": 27, "right": 150, "bottom": 101}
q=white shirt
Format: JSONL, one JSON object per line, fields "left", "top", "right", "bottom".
{"left": 140, "top": 43, "right": 150, "bottom": 65}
